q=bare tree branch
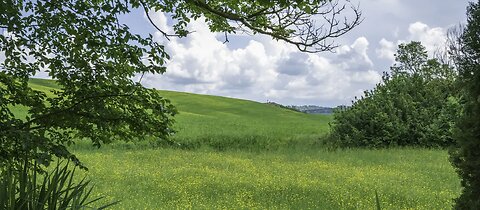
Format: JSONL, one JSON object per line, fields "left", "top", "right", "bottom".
{"left": 140, "top": 1, "right": 181, "bottom": 41}
{"left": 184, "top": 0, "right": 363, "bottom": 53}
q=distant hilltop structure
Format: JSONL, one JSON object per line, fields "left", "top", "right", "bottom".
{"left": 265, "top": 101, "right": 345, "bottom": 114}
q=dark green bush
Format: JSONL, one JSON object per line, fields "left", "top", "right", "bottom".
{"left": 329, "top": 42, "right": 461, "bottom": 148}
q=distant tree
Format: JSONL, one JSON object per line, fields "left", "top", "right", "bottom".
{"left": 329, "top": 41, "right": 460, "bottom": 148}
{"left": 449, "top": 1, "right": 480, "bottom": 208}
{"left": 0, "top": 0, "right": 362, "bottom": 169}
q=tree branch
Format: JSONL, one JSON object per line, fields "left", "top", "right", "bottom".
{"left": 140, "top": 1, "right": 181, "bottom": 41}
{"left": 186, "top": 0, "right": 362, "bottom": 53}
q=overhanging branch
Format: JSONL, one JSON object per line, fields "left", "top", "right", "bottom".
{"left": 185, "top": 0, "right": 363, "bottom": 53}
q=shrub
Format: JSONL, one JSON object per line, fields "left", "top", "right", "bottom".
{"left": 328, "top": 42, "right": 460, "bottom": 148}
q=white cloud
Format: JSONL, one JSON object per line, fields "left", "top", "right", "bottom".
{"left": 141, "top": 13, "right": 381, "bottom": 106}
{"left": 408, "top": 22, "right": 447, "bottom": 54}
{"left": 375, "top": 22, "right": 448, "bottom": 64}
{"left": 335, "top": 37, "right": 374, "bottom": 72}
{"left": 376, "top": 38, "right": 396, "bottom": 62}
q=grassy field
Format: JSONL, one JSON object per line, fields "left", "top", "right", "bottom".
{"left": 157, "top": 90, "right": 332, "bottom": 150}
{"left": 23, "top": 79, "right": 461, "bottom": 209}
{"left": 74, "top": 148, "right": 459, "bottom": 209}
{"left": 27, "top": 78, "right": 332, "bottom": 150}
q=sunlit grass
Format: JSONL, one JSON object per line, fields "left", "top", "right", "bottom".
{"left": 74, "top": 147, "right": 460, "bottom": 209}
{"left": 158, "top": 90, "right": 332, "bottom": 150}
{"left": 28, "top": 78, "right": 332, "bottom": 150}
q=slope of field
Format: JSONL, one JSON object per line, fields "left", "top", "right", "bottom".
{"left": 27, "top": 78, "right": 331, "bottom": 150}
{"left": 160, "top": 90, "right": 331, "bottom": 150}
{"left": 23, "top": 78, "right": 460, "bottom": 209}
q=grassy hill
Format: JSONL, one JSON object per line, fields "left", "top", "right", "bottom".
{"left": 27, "top": 78, "right": 331, "bottom": 150}
{"left": 19, "top": 78, "right": 459, "bottom": 209}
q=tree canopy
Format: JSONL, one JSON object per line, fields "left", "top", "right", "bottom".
{"left": 0, "top": 0, "right": 361, "bottom": 168}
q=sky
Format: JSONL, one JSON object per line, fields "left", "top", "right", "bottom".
{"left": 47, "top": 1, "right": 475, "bottom": 106}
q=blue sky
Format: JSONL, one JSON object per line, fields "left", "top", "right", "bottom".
{"left": 55, "top": 1, "right": 477, "bottom": 106}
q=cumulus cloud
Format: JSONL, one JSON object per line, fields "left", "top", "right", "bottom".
{"left": 140, "top": 12, "right": 382, "bottom": 106}
{"left": 335, "top": 37, "right": 374, "bottom": 72}
{"left": 142, "top": 13, "right": 279, "bottom": 97}
{"left": 408, "top": 22, "right": 447, "bottom": 53}
{"left": 276, "top": 52, "right": 310, "bottom": 76}
{"left": 376, "top": 22, "right": 448, "bottom": 63}
{"left": 376, "top": 38, "right": 396, "bottom": 62}
{"left": 277, "top": 37, "right": 380, "bottom": 105}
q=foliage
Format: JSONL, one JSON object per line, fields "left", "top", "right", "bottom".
{"left": 329, "top": 41, "right": 460, "bottom": 148}
{"left": 0, "top": 0, "right": 361, "bottom": 169}
{"left": 0, "top": 0, "right": 179, "bottom": 169}
{"left": 0, "top": 160, "right": 117, "bottom": 209}
{"left": 449, "top": 1, "right": 480, "bottom": 208}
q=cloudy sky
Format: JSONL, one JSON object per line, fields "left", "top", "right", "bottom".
{"left": 126, "top": 1, "right": 470, "bottom": 106}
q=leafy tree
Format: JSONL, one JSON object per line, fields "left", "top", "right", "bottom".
{"left": 449, "top": 1, "right": 480, "bottom": 208}
{"left": 0, "top": 0, "right": 362, "bottom": 169}
{"left": 329, "top": 41, "right": 460, "bottom": 148}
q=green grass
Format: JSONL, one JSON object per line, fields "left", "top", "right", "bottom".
{"left": 27, "top": 78, "right": 332, "bottom": 150}
{"left": 17, "top": 78, "right": 461, "bottom": 209}
{"left": 73, "top": 147, "right": 459, "bottom": 209}
{"left": 159, "top": 90, "right": 331, "bottom": 150}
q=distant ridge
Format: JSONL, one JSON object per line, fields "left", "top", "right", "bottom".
{"left": 264, "top": 101, "right": 303, "bottom": 113}
{"left": 287, "top": 105, "right": 335, "bottom": 115}
{"left": 264, "top": 100, "right": 336, "bottom": 115}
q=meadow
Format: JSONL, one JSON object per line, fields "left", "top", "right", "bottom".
{"left": 26, "top": 79, "right": 461, "bottom": 209}
{"left": 73, "top": 148, "right": 459, "bottom": 209}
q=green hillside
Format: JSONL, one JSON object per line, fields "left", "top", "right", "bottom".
{"left": 26, "top": 78, "right": 331, "bottom": 150}
{"left": 21, "top": 78, "right": 459, "bottom": 209}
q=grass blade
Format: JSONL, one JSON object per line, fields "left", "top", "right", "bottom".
{"left": 375, "top": 190, "right": 381, "bottom": 210}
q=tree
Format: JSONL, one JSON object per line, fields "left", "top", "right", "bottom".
{"left": 449, "top": 1, "right": 480, "bottom": 208}
{"left": 0, "top": 0, "right": 362, "bottom": 169}
{"left": 329, "top": 42, "right": 460, "bottom": 148}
